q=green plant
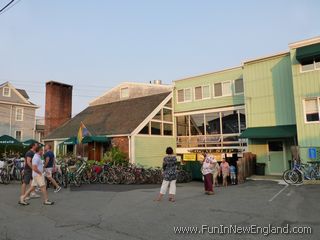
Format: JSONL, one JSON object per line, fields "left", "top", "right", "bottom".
{"left": 103, "top": 147, "right": 128, "bottom": 166}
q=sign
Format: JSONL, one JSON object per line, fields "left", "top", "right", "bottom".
{"left": 190, "top": 149, "right": 239, "bottom": 153}
{"left": 197, "top": 154, "right": 204, "bottom": 161}
{"left": 308, "top": 148, "right": 317, "bottom": 159}
{"left": 183, "top": 153, "right": 197, "bottom": 161}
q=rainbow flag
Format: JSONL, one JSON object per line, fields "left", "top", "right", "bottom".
{"left": 77, "top": 122, "right": 91, "bottom": 144}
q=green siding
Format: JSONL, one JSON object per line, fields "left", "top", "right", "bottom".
{"left": 290, "top": 49, "right": 320, "bottom": 158}
{"left": 174, "top": 67, "right": 244, "bottom": 113}
{"left": 249, "top": 139, "right": 292, "bottom": 175}
{"left": 134, "top": 135, "right": 176, "bottom": 167}
{"left": 244, "top": 54, "right": 296, "bottom": 127}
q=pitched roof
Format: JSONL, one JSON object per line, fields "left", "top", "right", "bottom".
{"left": 45, "top": 92, "right": 171, "bottom": 140}
{"left": 16, "top": 88, "right": 29, "bottom": 99}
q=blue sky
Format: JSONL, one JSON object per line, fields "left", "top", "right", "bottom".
{"left": 0, "top": 0, "right": 319, "bottom": 116}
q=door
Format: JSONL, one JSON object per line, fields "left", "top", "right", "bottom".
{"left": 268, "top": 140, "right": 285, "bottom": 175}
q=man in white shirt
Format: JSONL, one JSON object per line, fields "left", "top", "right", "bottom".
{"left": 19, "top": 147, "right": 54, "bottom": 205}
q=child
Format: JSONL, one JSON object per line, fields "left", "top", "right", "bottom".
{"left": 220, "top": 158, "right": 230, "bottom": 187}
{"left": 229, "top": 164, "right": 236, "bottom": 185}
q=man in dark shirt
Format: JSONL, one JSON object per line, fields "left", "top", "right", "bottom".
{"left": 20, "top": 143, "right": 40, "bottom": 199}
{"left": 44, "top": 144, "right": 61, "bottom": 193}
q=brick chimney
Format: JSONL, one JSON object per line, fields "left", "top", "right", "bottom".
{"left": 45, "top": 81, "right": 73, "bottom": 136}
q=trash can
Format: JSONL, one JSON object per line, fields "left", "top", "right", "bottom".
{"left": 255, "top": 163, "right": 266, "bottom": 176}
{"left": 184, "top": 161, "right": 202, "bottom": 181}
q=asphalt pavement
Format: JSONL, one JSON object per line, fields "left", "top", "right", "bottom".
{"left": 0, "top": 181, "right": 319, "bottom": 240}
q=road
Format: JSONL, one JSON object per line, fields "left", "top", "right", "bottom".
{"left": 0, "top": 181, "right": 319, "bottom": 240}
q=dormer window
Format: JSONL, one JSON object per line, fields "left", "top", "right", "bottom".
{"left": 120, "top": 87, "right": 129, "bottom": 99}
{"left": 3, "top": 87, "right": 10, "bottom": 97}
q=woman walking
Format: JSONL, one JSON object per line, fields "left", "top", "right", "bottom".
{"left": 201, "top": 154, "right": 215, "bottom": 195}
{"left": 155, "top": 147, "right": 177, "bottom": 202}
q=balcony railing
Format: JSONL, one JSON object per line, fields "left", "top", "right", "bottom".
{"left": 177, "top": 134, "right": 247, "bottom": 148}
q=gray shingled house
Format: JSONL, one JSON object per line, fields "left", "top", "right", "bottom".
{"left": 0, "top": 82, "right": 39, "bottom": 141}
{"left": 44, "top": 82, "right": 175, "bottom": 167}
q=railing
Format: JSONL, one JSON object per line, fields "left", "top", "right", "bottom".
{"left": 177, "top": 134, "right": 247, "bottom": 148}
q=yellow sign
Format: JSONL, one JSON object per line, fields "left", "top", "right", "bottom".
{"left": 183, "top": 153, "right": 197, "bottom": 161}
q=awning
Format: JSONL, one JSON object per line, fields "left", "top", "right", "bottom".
{"left": 60, "top": 137, "right": 77, "bottom": 145}
{"left": 239, "top": 125, "right": 297, "bottom": 139}
{"left": 22, "top": 139, "right": 43, "bottom": 147}
{"left": 82, "top": 135, "right": 109, "bottom": 144}
{"left": 0, "top": 135, "right": 21, "bottom": 145}
{"left": 296, "top": 43, "right": 320, "bottom": 62}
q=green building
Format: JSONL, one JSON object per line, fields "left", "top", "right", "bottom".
{"left": 174, "top": 36, "right": 320, "bottom": 175}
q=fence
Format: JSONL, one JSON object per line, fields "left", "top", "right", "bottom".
{"left": 237, "top": 152, "right": 256, "bottom": 184}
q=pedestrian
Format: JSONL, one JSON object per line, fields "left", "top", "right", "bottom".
{"left": 20, "top": 143, "right": 40, "bottom": 201}
{"left": 19, "top": 146, "right": 54, "bottom": 205}
{"left": 44, "top": 144, "right": 61, "bottom": 193}
{"left": 201, "top": 153, "right": 215, "bottom": 195}
{"left": 155, "top": 147, "right": 177, "bottom": 202}
{"left": 212, "top": 160, "right": 220, "bottom": 187}
{"left": 230, "top": 164, "right": 237, "bottom": 185}
{"left": 220, "top": 158, "right": 230, "bottom": 187}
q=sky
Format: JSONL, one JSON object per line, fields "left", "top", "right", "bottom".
{"left": 0, "top": 0, "right": 319, "bottom": 117}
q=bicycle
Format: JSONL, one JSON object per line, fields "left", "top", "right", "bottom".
{"left": 283, "top": 160, "right": 314, "bottom": 184}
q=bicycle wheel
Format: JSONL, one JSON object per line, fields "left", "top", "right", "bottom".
{"left": 283, "top": 169, "right": 294, "bottom": 184}
{"left": 74, "top": 175, "right": 82, "bottom": 187}
{"left": 288, "top": 170, "right": 301, "bottom": 184}
{"left": 2, "top": 170, "right": 10, "bottom": 184}
{"left": 98, "top": 173, "right": 107, "bottom": 184}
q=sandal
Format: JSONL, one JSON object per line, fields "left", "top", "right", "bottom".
{"left": 44, "top": 200, "right": 55, "bottom": 205}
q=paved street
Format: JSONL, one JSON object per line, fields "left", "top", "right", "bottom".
{"left": 0, "top": 181, "right": 319, "bottom": 240}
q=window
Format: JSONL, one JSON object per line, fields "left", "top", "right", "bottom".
{"left": 153, "top": 110, "right": 162, "bottom": 121}
{"left": 268, "top": 141, "right": 283, "bottom": 152}
{"left": 16, "top": 108, "right": 23, "bottom": 121}
{"left": 120, "top": 87, "right": 129, "bottom": 99}
{"left": 203, "top": 85, "right": 210, "bottom": 99}
{"left": 3, "top": 87, "right": 10, "bottom": 97}
{"left": 205, "top": 112, "right": 221, "bottom": 135}
{"left": 222, "top": 81, "right": 232, "bottom": 96}
{"left": 214, "top": 83, "right": 222, "bottom": 97}
{"left": 15, "top": 131, "right": 22, "bottom": 141}
{"left": 163, "top": 108, "right": 172, "bottom": 122}
{"left": 176, "top": 116, "right": 189, "bottom": 136}
{"left": 305, "top": 98, "right": 320, "bottom": 122}
{"left": 177, "top": 88, "right": 192, "bottom": 103}
{"left": 194, "top": 85, "right": 210, "bottom": 100}
{"left": 163, "top": 123, "right": 173, "bottom": 136}
{"left": 151, "top": 121, "right": 161, "bottom": 135}
{"left": 138, "top": 98, "right": 174, "bottom": 136}
{"left": 184, "top": 88, "right": 191, "bottom": 101}
{"left": 139, "top": 123, "right": 149, "bottom": 134}
{"left": 221, "top": 110, "right": 239, "bottom": 134}
{"left": 301, "top": 56, "right": 320, "bottom": 72}
{"left": 190, "top": 114, "right": 205, "bottom": 135}
{"left": 194, "top": 87, "right": 202, "bottom": 100}
{"left": 234, "top": 79, "right": 244, "bottom": 94}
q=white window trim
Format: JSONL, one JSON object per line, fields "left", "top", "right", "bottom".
{"left": 300, "top": 59, "right": 320, "bottom": 73}
{"left": 15, "top": 130, "right": 23, "bottom": 141}
{"left": 303, "top": 98, "right": 320, "bottom": 124}
{"left": 120, "top": 87, "right": 129, "bottom": 99}
{"left": 222, "top": 81, "right": 232, "bottom": 97}
{"left": 176, "top": 88, "right": 192, "bottom": 104}
{"left": 233, "top": 79, "right": 244, "bottom": 95}
{"left": 15, "top": 107, "right": 24, "bottom": 121}
{"left": 3, "top": 87, "right": 11, "bottom": 97}
{"left": 212, "top": 83, "right": 223, "bottom": 98}
{"left": 193, "top": 85, "right": 211, "bottom": 101}
{"left": 213, "top": 81, "right": 233, "bottom": 98}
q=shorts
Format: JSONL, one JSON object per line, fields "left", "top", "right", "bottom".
{"left": 23, "top": 171, "right": 32, "bottom": 184}
{"left": 230, "top": 172, "right": 236, "bottom": 179}
{"left": 32, "top": 175, "right": 46, "bottom": 187}
{"left": 45, "top": 168, "right": 53, "bottom": 178}
{"left": 222, "top": 172, "right": 229, "bottom": 178}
